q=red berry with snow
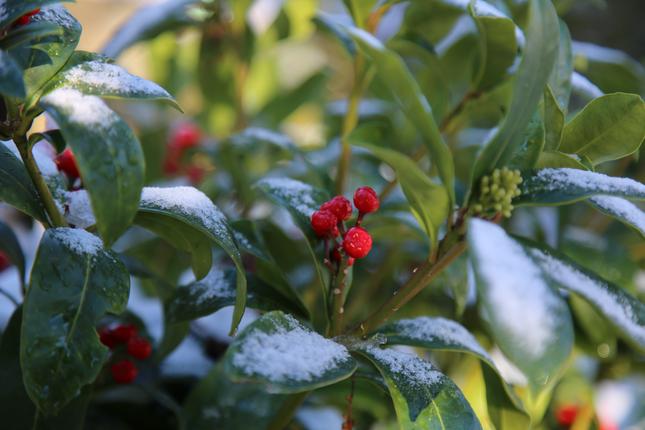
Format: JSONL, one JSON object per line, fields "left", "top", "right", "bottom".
{"left": 170, "top": 123, "right": 201, "bottom": 151}
{"left": 55, "top": 148, "right": 80, "bottom": 180}
{"left": 98, "top": 327, "right": 117, "bottom": 349}
{"left": 127, "top": 336, "right": 152, "bottom": 360}
{"left": 342, "top": 227, "right": 372, "bottom": 259}
{"left": 0, "top": 252, "right": 11, "bottom": 272}
{"left": 354, "top": 186, "right": 379, "bottom": 214}
{"left": 111, "top": 359, "right": 138, "bottom": 384}
{"left": 311, "top": 210, "right": 338, "bottom": 237}
{"left": 112, "top": 324, "right": 138, "bottom": 344}
{"left": 14, "top": 8, "right": 40, "bottom": 26}
{"left": 555, "top": 404, "right": 579, "bottom": 426}
{"left": 321, "top": 196, "right": 353, "bottom": 221}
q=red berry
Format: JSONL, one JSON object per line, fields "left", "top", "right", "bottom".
{"left": 55, "top": 148, "right": 80, "bottom": 180}
{"left": 555, "top": 404, "right": 579, "bottom": 426}
{"left": 342, "top": 227, "right": 372, "bottom": 259}
{"left": 98, "top": 327, "right": 117, "bottom": 349}
{"left": 321, "top": 196, "right": 353, "bottom": 221}
{"left": 111, "top": 359, "right": 138, "bottom": 384}
{"left": 354, "top": 186, "right": 379, "bottom": 214}
{"left": 127, "top": 336, "right": 152, "bottom": 360}
{"left": 111, "top": 324, "right": 138, "bottom": 344}
{"left": 14, "top": 8, "right": 40, "bottom": 26}
{"left": 311, "top": 210, "right": 338, "bottom": 237}
{"left": 0, "top": 251, "right": 11, "bottom": 272}
{"left": 348, "top": 257, "right": 355, "bottom": 267}
{"left": 170, "top": 123, "right": 201, "bottom": 151}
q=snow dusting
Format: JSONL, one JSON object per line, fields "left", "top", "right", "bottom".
{"left": 186, "top": 267, "right": 234, "bottom": 304}
{"left": 42, "top": 88, "right": 117, "bottom": 128}
{"left": 258, "top": 178, "right": 320, "bottom": 218}
{"left": 383, "top": 317, "right": 491, "bottom": 360}
{"left": 469, "top": 219, "right": 558, "bottom": 357}
{"left": 571, "top": 72, "right": 603, "bottom": 99}
{"left": 530, "top": 168, "right": 645, "bottom": 198}
{"left": 59, "top": 61, "right": 170, "bottom": 98}
{"left": 50, "top": 228, "right": 103, "bottom": 256}
{"left": 589, "top": 196, "right": 645, "bottom": 236}
{"left": 64, "top": 190, "right": 96, "bottom": 229}
{"left": 366, "top": 346, "right": 442, "bottom": 388}
{"left": 231, "top": 314, "right": 351, "bottom": 383}
{"left": 528, "top": 248, "right": 645, "bottom": 346}
{"left": 140, "top": 186, "right": 227, "bottom": 232}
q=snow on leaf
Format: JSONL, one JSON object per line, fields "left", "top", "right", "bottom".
{"left": 48, "top": 228, "right": 103, "bottom": 257}
{"left": 588, "top": 196, "right": 645, "bottom": 237}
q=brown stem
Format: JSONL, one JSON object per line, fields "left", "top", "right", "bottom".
{"left": 330, "top": 258, "right": 351, "bottom": 336}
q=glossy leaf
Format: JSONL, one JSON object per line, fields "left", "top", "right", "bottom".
{"left": 357, "top": 142, "right": 450, "bottom": 249}
{"left": 44, "top": 51, "right": 179, "bottom": 109}
{"left": 0, "top": 220, "right": 25, "bottom": 284}
{"left": 547, "top": 20, "right": 573, "bottom": 109}
{"left": 347, "top": 26, "right": 456, "bottom": 204}
{"left": 0, "top": 143, "right": 46, "bottom": 221}
{"left": 543, "top": 85, "right": 565, "bottom": 151}
{"left": 468, "top": 219, "right": 573, "bottom": 390}
{"left": 376, "top": 317, "right": 529, "bottom": 429}
{"left": 354, "top": 344, "right": 482, "bottom": 429}
{"left": 21, "top": 228, "right": 130, "bottom": 413}
{"left": 535, "top": 151, "right": 587, "bottom": 169}
{"left": 470, "top": 0, "right": 559, "bottom": 190}
{"left": 0, "top": 49, "right": 25, "bottom": 97}
{"left": 559, "top": 93, "right": 645, "bottom": 166}
{"left": 587, "top": 196, "right": 645, "bottom": 237}
{"left": 224, "top": 311, "right": 356, "bottom": 393}
{"left": 39, "top": 89, "right": 144, "bottom": 245}
{"left": 521, "top": 240, "right": 645, "bottom": 352}
{"left": 135, "top": 186, "right": 247, "bottom": 335}
{"left": 516, "top": 168, "right": 645, "bottom": 206}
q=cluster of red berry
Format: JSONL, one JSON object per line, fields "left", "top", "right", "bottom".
{"left": 99, "top": 324, "right": 152, "bottom": 384}
{"left": 0, "top": 251, "right": 11, "bottom": 273}
{"left": 311, "top": 187, "right": 379, "bottom": 265}
{"left": 554, "top": 404, "right": 616, "bottom": 430}
{"left": 13, "top": 8, "right": 40, "bottom": 27}
{"left": 163, "top": 123, "right": 206, "bottom": 184}
{"left": 55, "top": 148, "right": 81, "bottom": 185}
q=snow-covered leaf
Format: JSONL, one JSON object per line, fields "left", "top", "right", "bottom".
{"left": 516, "top": 168, "right": 645, "bottom": 206}
{"left": 523, "top": 241, "right": 645, "bottom": 352}
{"left": 354, "top": 344, "right": 482, "bottom": 429}
{"left": 224, "top": 312, "right": 356, "bottom": 393}
{"left": 135, "top": 186, "right": 247, "bottom": 335}
{"left": 588, "top": 196, "right": 645, "bottom": 237}
{"left": 39, "top": 88, "right": 145, "bottom": 245}
{"left": 376, "top": 317, "right": 529, "bottom": 429}
{"left": 21, "top": 228, "right": 130, "bottom": 413}
{"left": 0, "top": 0, "right": 65, "bottom": 29}
{"left": 468, "top": 219, "right": 573, "bottom": 390}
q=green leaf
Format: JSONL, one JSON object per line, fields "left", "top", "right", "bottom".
{"left": 468, "top": 219, "right": 573, "bottom": 390}
{"left": 376, "top": 317, "right": 530, "bottom": 429}
{"left": 0, "top": 143, "right": 46, "bottom": 221}
{"left": 102, "top": 0, "right": 199, "bottom": 59}
{"left": 135, "top": 186, "right": 247, "bottom": 335}
{"left": 516, "top": 168, "right": 645, "bottom": 206}
{"left": 543, "top": 85, "right": 565, "bottom": 151}
{"left": 39, "top": 88, "right": 145, "bottom": 245}
{"left": 468, "top": 3, "right": 518, "bottom": 91}
{"left": 469, "top": 0, "right": 559, "bottom": 191}
{"left": 0, "top": 21, "right": 63, "bottom": 51}
{"left": 165, "top": 268, "right": 308, "bottom": 323}
{"left": 347, "top": 26, "right": 456, "bottom": 204}
{"left": 354, "top": 343, "right": 482, "bottom": 429}
{"left": 312, "top": 13, "right": 356, "bottom": 56}
{"left": 0, "top": 0, "right": 66, "bottom": 29}
{"left": 0, "top": 50, "right": 26, "bottom": 98}
{"left": 547, "top": 20, "right": 573, "bottom": 109}
{"left": 587, "top": 196, "right": 645, "bottom": 237}
{"left": 44, "top": 51, "right": 180, "bottom": 109}
{"left": 357, "top": 142, "right": 450, "bottom": 249}
{"left": 520, "top": 240, "right": 645, "bottom": 352}
{"left": 224, "top": 311, "right": 357, "bottom": 393}
{"left": 21, "top": 228, "right": 130, "bottom": 413}
{"left": 535, "top": 151, "right": 587, "bottom": 169}
{"left": 14, "top": 6, "right": 81, "bottom": 99}
{"left": 0, "top": 220, "right": 25, "bottom": 285}
{"left": 558, "top": 93, "right": 645, "bottom": 166}
{"left": 181, "top": 362, "right": 288, "bottom": 430}
{"left": 29, "top": 129, "right": 66, "bottom": 153}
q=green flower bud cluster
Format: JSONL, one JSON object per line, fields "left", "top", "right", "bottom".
{"left": 471, "top": 168, "right": 522, "bottom": 218}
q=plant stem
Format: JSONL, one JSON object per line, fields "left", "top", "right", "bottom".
{"left": 330, "top": 259, "right": 351, "bottom": 336}
{"left": 14, "top": 133, "right": 67, "bottom": 228}
{"left": 350, "top": 238, "right": 467, "bottom": 336}
{"left": 267, "top": 391, "right": 309, "bottom": 430}
{"left": 335, "top": 56, "right": 367, "bottom": 195}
